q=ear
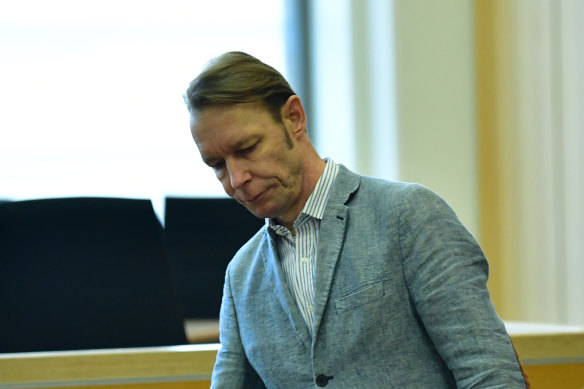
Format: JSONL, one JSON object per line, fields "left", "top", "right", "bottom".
{"left": 282, "top": 95, "right": 306, "bottom": 138}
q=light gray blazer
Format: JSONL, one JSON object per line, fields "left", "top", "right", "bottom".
{"left": 211, "top": 165, "right": 527, "bottom": 388}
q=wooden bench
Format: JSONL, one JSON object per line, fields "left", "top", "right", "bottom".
{"left": 1, "top": 327, "right": 583, "bottom": 388}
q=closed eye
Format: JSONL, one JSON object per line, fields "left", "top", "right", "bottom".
{"left": 210, "top": 161, "right": 226, "bottom": 177}
{"left": 239, "top": 142, "right": 258, "bottom": 155}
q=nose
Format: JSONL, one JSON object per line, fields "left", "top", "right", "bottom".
{"left": 226, "top": 158, "right": 251, "bottom": 189}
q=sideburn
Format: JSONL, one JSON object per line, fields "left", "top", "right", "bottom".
{"left": 279, "top": 123, "right": 294, "bottom": 149}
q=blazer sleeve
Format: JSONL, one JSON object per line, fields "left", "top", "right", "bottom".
{"left": 398, "top": 185, "right": 528, "bottom": 388}
{"left": 211, "top": 266, "right": 266, "bottom": 389}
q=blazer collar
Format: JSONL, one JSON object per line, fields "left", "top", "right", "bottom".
{"left": 311, "top": 165, "right": 360, "bottom": 341}
{"left": 326, "top": 164, "right": 360, "bottom": 207}
{"left": 259, "top": 165, "right": 361, "bottom": 348}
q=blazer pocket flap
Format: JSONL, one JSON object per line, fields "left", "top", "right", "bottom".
{"left": 335, "top": 281, "right": 385, "bottom": 314}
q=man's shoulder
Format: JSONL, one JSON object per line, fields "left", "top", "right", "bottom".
{"left": 338, "top": 167, "right": 436, "bottom": 206}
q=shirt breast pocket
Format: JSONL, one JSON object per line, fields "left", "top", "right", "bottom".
{"left": 334, "top": 281, "right": 385, "bottom": 314}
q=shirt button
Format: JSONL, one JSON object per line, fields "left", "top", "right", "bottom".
{"left": 301, "top": 257, "right": 309, "bottom": 263}
{"left": 308, "top": 305, "right": 313, "bottom": 312}
{"left": 315, "top": 374, "right": 332, "bottom": 387}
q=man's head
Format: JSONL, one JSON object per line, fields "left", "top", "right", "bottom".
{"left": 184, "top": 51, "right": 295, "bottom": 126}
{"left": 185, "top": 52, "right": 325, "bottom": 229}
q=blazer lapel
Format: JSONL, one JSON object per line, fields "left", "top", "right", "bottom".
{"left": 312, "top": 165, "right": 360, "bottom": 340}
{"left": 260, "top": 230, "right": 312, "bottom": 349}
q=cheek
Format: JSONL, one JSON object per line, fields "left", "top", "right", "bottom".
{"left": 260, "top": 151, "right": 295, "bottom": 177}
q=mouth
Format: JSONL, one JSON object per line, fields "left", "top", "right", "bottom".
{"left": 244, "top": 186, "right": 273, "bottom": 204}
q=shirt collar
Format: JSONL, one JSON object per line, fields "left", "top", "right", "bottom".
{"left": 268, "top": 159, "right": 339, "bottom": 232}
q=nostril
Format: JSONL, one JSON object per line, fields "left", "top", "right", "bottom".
{"left": 229, "top": 169, "right": 251, "bottom": 189}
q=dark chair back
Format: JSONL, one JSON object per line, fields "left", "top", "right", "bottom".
{"left": 164, "top": 197, "right": 263, "bottom": 318}
{"left": 0, "top": 197, "right": 187, "bottom": 352}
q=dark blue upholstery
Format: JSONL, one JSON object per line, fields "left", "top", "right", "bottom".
{"left": 0, "top": 197, "right": 187, "bottom": 352}
{"left": 164, "top": 197, "right": 263, "bottom": 319}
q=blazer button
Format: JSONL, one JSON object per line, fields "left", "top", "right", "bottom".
{"left": 315, "top": 374, "right": 332, "bottom": 387}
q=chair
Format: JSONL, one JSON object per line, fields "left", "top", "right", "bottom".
{"left": 164, "top": 197, "right": 264, "bottom": 319}
{"left": 0, "top": 197, "right": 187, "bottom": 353}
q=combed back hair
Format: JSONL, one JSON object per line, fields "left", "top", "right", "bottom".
{"left": 184, "top": 51, "right": 296, "bottom": 123}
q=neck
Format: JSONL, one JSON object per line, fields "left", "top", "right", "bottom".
{"left": 276, "top": 151, "right": 326, "bottom": 230}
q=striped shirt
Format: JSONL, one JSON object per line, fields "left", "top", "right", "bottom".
{"left": 269, "top": 159, "right": 339, "bottom": 333}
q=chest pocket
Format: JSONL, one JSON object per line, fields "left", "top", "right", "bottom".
{"left": 335, "top": 281, "right": 385, "bottom": 314}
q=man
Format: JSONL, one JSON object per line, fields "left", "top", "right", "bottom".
{"left": 184, "top": 51, "right": 528, "bottom": 388}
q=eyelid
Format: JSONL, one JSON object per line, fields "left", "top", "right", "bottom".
{"left": 211, "top": 161, "right": 225, "bottom": 169}
{"left": 211, "top": 162, "right": 226, "bottom": 179}
{"left": 241, "top": 141, "right": 259, "bottom": 152}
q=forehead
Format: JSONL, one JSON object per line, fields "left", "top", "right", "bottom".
{"left": 189, "top": 103, "right": 272, "bottom": 159}
{"left": 191, "top": 102, "right": 268, "bottom": 128}
{"left": 191, "top": 102, "right": 278, "bottom": 138}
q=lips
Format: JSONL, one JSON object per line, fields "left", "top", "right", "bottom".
{"left": 243, "top": 186, "right": 273, "bottom": 204}
{"left": 245, "top": 192, "right": 262, "bottom": 203}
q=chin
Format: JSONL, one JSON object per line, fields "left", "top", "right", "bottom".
{"left": 246, "top": 203, "right": 280, "bottom": 221}
{"left": 247, "top": 208, "right": 271, "bottom": 220}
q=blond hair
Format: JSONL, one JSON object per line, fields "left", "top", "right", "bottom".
{"left": 184, "top": 51, "right": 295, "bottom": 123}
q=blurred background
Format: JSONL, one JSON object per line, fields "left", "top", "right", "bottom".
{"left": 1, "top": 0, "right": 582, "bottom": 326}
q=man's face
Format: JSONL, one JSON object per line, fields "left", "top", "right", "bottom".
{"left": 190, "top": 101, "right": 307, "bottom": 224}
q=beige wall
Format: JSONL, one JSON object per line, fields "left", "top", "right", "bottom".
{"left": 475, "top": 0, "right": 584, "bottom": 323}
{"left": 393, "top": 0, "right": 479, "bottom": 237}
{"left": 310, "top": 0, "right": 583, "bottom": 324}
